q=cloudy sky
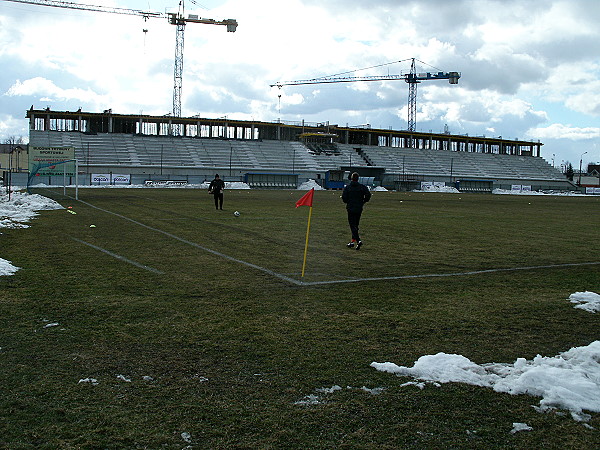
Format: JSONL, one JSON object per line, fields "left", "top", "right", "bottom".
{"left": 1, "top": 0, "right": 599, "bottom": 169}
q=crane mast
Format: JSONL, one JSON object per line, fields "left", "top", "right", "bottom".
{"left": 4, "top": 0, "right": 237, "bottom": 131}
{"left": 272, "top": 58, "right": 460, "bottom": 133}
{"left": 170, "top": 3, "right": 187, "bottom": 121}
{"left": 407, "top": 58, "right": 418, "bottom": 133}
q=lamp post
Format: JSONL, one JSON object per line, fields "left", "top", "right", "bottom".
{"left": 578, "top": 151, "right": 587, "bottom": 185}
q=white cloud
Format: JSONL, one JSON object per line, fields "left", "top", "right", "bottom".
{"left": 6, "top": 77, "right": 103, "bottom": 103}
{"left": 565, "top": 85, "right": 600, "bottom": 117}
{"left": 0, "top": 113, "right": 28, "bottom": 138}
{"left": 527, "top": 124, "right": 600, "bottom": 141}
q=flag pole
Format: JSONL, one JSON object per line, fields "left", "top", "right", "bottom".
{"left": 301, "top": 205, "right": 313, "bottom": 278}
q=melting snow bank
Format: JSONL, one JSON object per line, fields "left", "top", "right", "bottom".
{"left": 371, "top": 341, "right": 600, "bottom": 422}
{"left": 1, "top": 191, "right": 64, "bottom": 276}
{"left": 0, "top": 258, "right": 19, "bottom": 276}
{"left": 0, "top": 191, "right": 64, "bottom": 229}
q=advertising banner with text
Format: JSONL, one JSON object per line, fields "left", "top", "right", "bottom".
{"left": 92, "top": 174, "right": 130, "bottom": 185}
{"left": 29, "top": 147, "right": 75, "bottom": 176}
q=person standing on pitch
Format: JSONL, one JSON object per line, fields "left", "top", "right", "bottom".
{"left": 342, "top": 172, "right": 371, "bottom": 250}
{"left": 208, "top": 173, "right": 225, "bottom": 210}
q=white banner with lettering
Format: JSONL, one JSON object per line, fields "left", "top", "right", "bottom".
{"left": 511, "top": 185, "right": 532, "bottom": 192}
{"left": 92, "top": 173, "right": 130, "bottom": 185}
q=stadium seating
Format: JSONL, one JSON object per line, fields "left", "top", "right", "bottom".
{"left": 29, "top": 130, "right": 565, "bottom": 183}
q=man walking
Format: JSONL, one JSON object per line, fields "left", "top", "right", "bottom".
{"left": 342, "top": 172, "right": 371, "bottom": 250}
{"left": 208, "top": 173, "right": 225, "bottom": 210}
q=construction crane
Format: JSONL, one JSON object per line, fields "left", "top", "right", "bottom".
{"left": 271, "top": 58, "right": 460, "bottom": 133}
{"left": 4, "top": 0, "right": 237, "bottom": 124}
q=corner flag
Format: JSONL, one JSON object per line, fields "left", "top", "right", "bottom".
{"left": 295, "top": 188, "right": 314, "bottom": 208}
{"left": 296, "top": 188, "right": 315, "bottom": 278}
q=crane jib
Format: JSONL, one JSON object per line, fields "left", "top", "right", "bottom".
{"left": 270, "top": 59, "right": 460, "bottom": 133}
{"left": 6, "top": 0, "right": 238, "bottom": 126}
{"left": 4, "top": 0, "right": 164, "bottom": 18}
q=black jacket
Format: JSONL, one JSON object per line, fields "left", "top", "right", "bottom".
{"left": 342, "top": 181, "right": 371, "bottom": 213}
{"left": 209, "top": 178, "right": 225, "bottom": 194}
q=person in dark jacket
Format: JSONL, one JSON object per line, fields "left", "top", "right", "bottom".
{"left": 208, "top": 174, "right": 225, "bottom": 210}
{"left": 342, "top": 172, "right": 371, "bottom": 249}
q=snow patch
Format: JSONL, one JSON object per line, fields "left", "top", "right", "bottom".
{"left": 295, "top": 384, "right": 385, "bottom": 406}
{"left": 569, "top": 291, "right": 600, "bottom": 313}
{"left": 510, "top": 422, "right": 532, "bottom": 434}
{"left": 372, "top": 340, "right": 600, "bottom": 421}
{"left": 315, "top": 385, "right": 342, "bottom": 394}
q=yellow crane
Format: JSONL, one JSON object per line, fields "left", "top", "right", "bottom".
{"left": 5, "top": 0, "right": 237, "bottom": 127}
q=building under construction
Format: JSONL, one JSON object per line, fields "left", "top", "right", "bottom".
{"left": 24, "top": 107, "right": 570, "bottom": 192}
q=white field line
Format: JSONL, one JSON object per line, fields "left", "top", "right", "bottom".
{"left": 75, "top": 199, "right": 301, "bottom": 285}
{"left": 296, "top": 262, "right": 600, "bottom": 286}
{"left": 74, "top": 198, "right": 600, "bottom": 286}
{"left": 71, "top": 237, "right": 164, "bottom": 274}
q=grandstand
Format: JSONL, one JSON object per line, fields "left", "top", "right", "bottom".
{"left": 24, "top": 108, "right": 573, "bottom": 191}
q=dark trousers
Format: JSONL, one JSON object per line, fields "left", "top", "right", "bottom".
{"left": 213, "top": 193, "right": 223, "bottom": 209}
{"left": 347, "top": 210, "right": 362, "bottom": 242}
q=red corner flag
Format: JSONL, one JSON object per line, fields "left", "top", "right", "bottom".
{"left": 296, "top": 188, "right": 315, "bottom": 279}
{"left": 295, "top": 188, "right": 314, "bottom": 208}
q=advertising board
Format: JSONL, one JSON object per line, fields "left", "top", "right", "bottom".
{"left": 29, "top": 147, "right": 75, "bottom": 176}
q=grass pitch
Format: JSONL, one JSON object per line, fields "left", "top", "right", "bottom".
{"left": 1, "top": 187, "right": 599, "bottom": 448}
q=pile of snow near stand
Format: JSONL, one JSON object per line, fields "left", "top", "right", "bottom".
{"left": 492, "top": 188, "right": 592, "bottom": 196}
{"left": 199, "top": 181, "right": 251, "bottom": 189}
{"left": 414, "top": 184, "right": 460, "bottom": 193}
{"left": 297, "top": 179, "right": 325, "bottom": 190}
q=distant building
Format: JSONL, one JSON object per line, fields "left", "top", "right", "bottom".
{"left": 578, "top": 175, "right": 600, "bottom": 187}
{"left": 0, "top": 144, "right": 28, "bottom": 172}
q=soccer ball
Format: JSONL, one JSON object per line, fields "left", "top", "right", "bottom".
{"left": 234, "top": 211, "right": 240, "bottom": 217}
